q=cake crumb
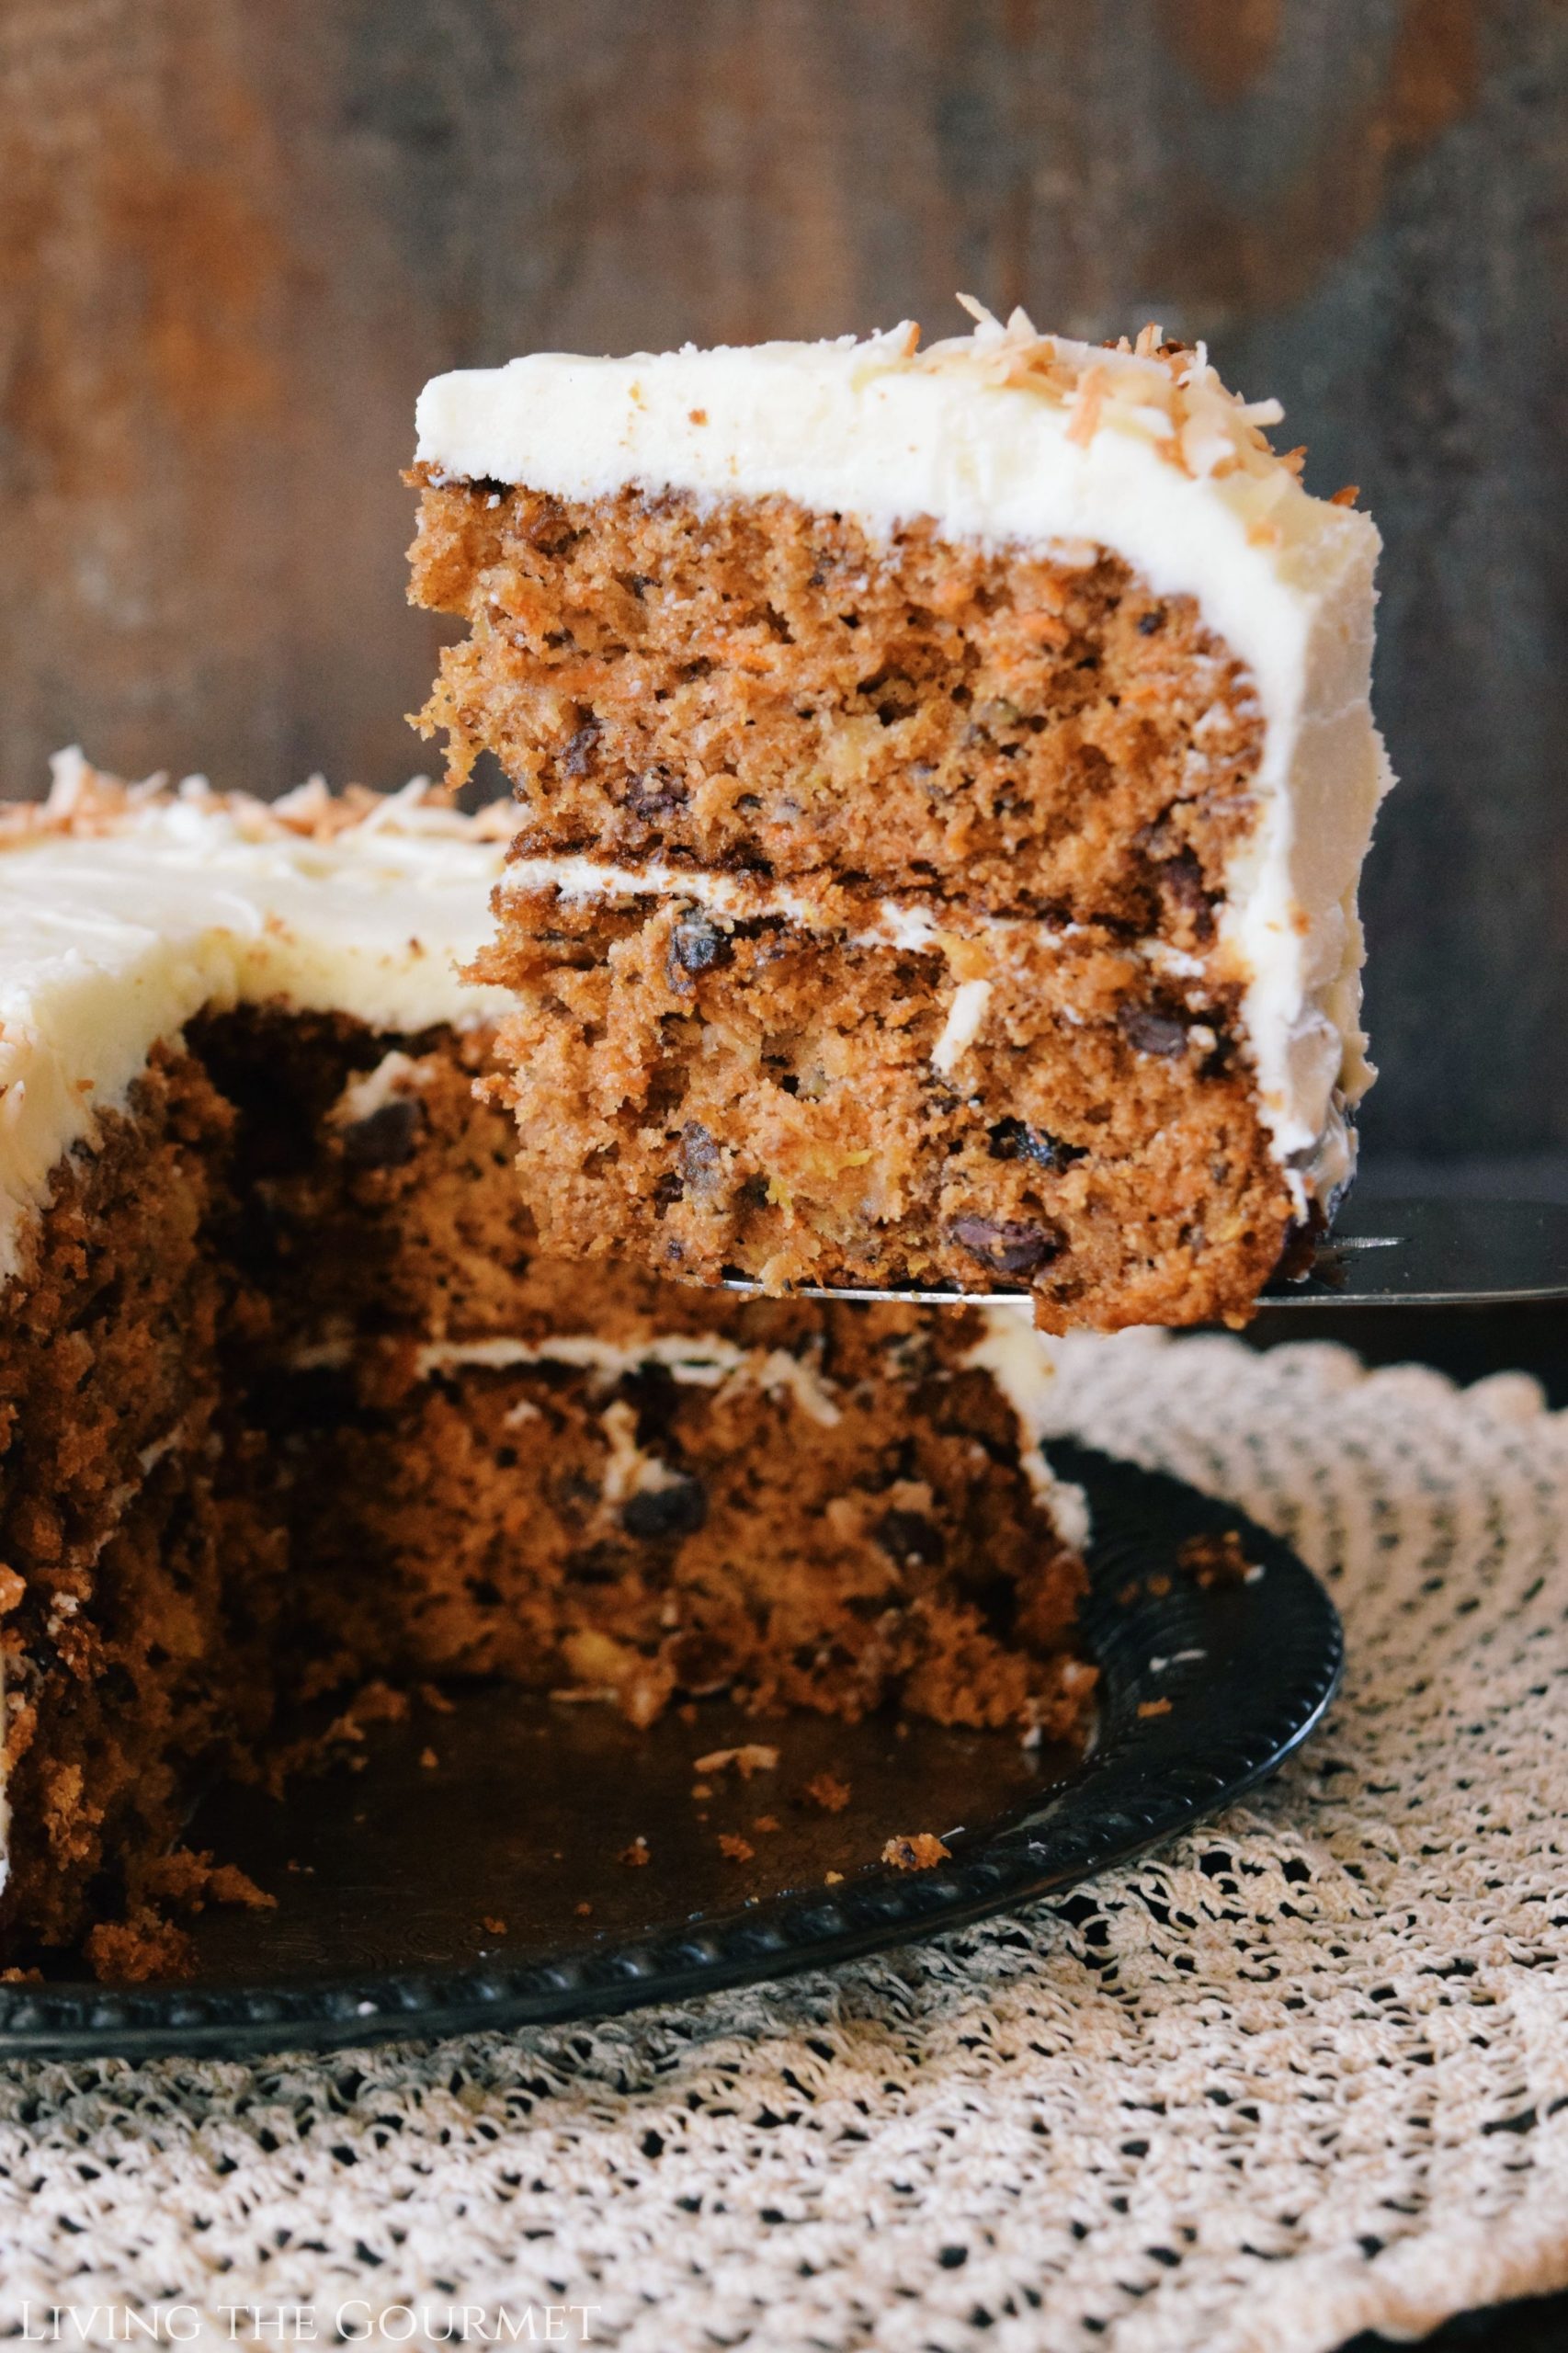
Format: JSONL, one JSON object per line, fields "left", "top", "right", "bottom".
{"left": 718, "top": 1833, "right": 755, "bottom": 1863}
{"left": 801, "top": 1770, "right": 851, "bottom": 1813}
{"left": 695, "top": 1743, "right": 779, "bottom": 1779}
{"left": 690, "top": 1781, "right": 714, "bottom": 1802}
{"left": 482, "top": 1915, "right": 507, "bottom": 1937}
{"left": 1138, "top": 1697, "right": 1173, "bottom": 1719}
{"left": 341, "top": 1678, "right": 411, "bottom": 1728}
{"left": 419, "top": 1746, "right": 439, "bottom": 1768}
{"left": 85, "top": 1908, "right": 196, "bottom": 1983}
{"left": 752, "top": 1814, "right": 780, "bottom": 1835}
{"left": 205, "top": 1864, "right": 277, "bottom": 1912}
{"left": 619, "top": 1836, "right": 651, "bottom": 1868}
{"left": 419, "top": 1681, "right": 456, "bottom": 1714}
{"left": 574, "top": 1900, "right": 594, "bottom": 1919}
{"left": 143, "top": 1848, "right": 275, "bottom": 1915}
{"left": 142, "top": 1847, "right": 224, "bottom": 1906}
{"left": 824, "top": 1870, "right": 845, "bottom": 1886}
{"left": 1146, "top": 1573, "right": 1172, "bottom": 1597}
{"left": 881, "top": 1834, "right": 950, "bottom": 1871}
{"left": 1177, "top": 1529, "right": 1256, "bottom": 1586}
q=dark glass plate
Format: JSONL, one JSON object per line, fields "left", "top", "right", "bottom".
{"left": 0, "top": 1443, "right": 1342, "bottom": 2059}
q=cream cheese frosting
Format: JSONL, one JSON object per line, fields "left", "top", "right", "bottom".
{"left": 417, "top": 302, "right": 1394, "bottom": 1210}
{"left": 0, "top": 752, "right": 514, "bottom": 1288}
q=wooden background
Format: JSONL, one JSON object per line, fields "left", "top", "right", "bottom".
{"left": 2, "top": 0, "right": 1564, "bottom": 1166}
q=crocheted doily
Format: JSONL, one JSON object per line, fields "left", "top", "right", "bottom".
{"left": 2, "top": 1331, "right": 1566, "bottom": 2353}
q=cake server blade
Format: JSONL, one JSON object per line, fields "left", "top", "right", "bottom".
{"left": 710, "top": 1199, "right": 1568, "bottom": 1311}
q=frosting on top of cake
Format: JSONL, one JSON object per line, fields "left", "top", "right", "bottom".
{"left": 0, "top": 753, "right": 513, "bottom": 1285}
{"left": 416, "top": 302, "right": 1393, "bottom": 1210}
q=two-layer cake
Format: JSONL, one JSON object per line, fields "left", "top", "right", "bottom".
{"left": 411, "top": 305, "right": 1390, "bottom": 1330}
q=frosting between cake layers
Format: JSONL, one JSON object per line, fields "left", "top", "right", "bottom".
{"left": 290, "top": 1325, "right": 1092, "bottom": 1542}
{"left": 418, "top": 305, "right": 1394, "bottom": 1209}
{"left": 496, "top": 854, "right": 1267, "bottom": 1099}
{"left": 0, "top": 754, "right": 515, "bottom": 1287}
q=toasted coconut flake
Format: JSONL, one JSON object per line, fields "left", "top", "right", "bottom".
{"left": 1, "top": 751, "right": 517, "bottom": 853}
{"left": 1065, "top": 365, "right": 1108, "bottom": 449}
{"left": 912, "top": 300, "right": 1306, "bottom": 505}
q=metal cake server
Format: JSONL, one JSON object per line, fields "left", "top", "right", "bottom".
{"left": 711, "top": 1199, "right": 1568, "bottom": 1311}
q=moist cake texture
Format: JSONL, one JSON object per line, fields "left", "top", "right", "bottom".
{"left": 0, "top": 759, "right": 1092, "bottom": 1966}
{"left": 411, "top": 303, "right": 1393, "bottom": 1329}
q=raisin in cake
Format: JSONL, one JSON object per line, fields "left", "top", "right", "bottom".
{"left": 410, "top": 303, "right": 1393, "bottom": 1331}
{"left": 0, "top": 756, "right": 1092, "bottom": 1965}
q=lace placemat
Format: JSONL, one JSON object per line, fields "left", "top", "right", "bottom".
{"left": 2, "top": 1330, "right": 1566, "bottom": 2352}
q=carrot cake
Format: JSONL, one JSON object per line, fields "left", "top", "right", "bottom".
{"left": 0, "top": 756, "right": 1093, "bottom": 1965}
{"left": 409, "top": 301, "right": 1392, "bottom": 1331}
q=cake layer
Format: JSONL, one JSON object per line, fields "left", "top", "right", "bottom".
{"left": 472, "top": 875, "right": 1289, "bottom": 1329}
{"left": 413, "top": 304, "right": 1393, "bottom": 1206}
{"left": 408, "top": 482, "right": 1266, "bottom": 933}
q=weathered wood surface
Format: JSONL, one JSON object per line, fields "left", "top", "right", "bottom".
{"left": 1, "top": 0, "right": 1564, "bottom": 1156}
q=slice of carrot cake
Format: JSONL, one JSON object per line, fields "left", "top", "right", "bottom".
{"left": 409, "top": 301, "right": 1392, "bottom": 1331}
{"left": 0, "top": 756, "right": 1092, "bottom": 1965}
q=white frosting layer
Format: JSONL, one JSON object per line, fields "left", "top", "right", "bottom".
{"left": 0, "top": 755, "right": 513, "bottom": 1286}
{"left": 419, "top": 304, "right": 1392, "bottom": 1206}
